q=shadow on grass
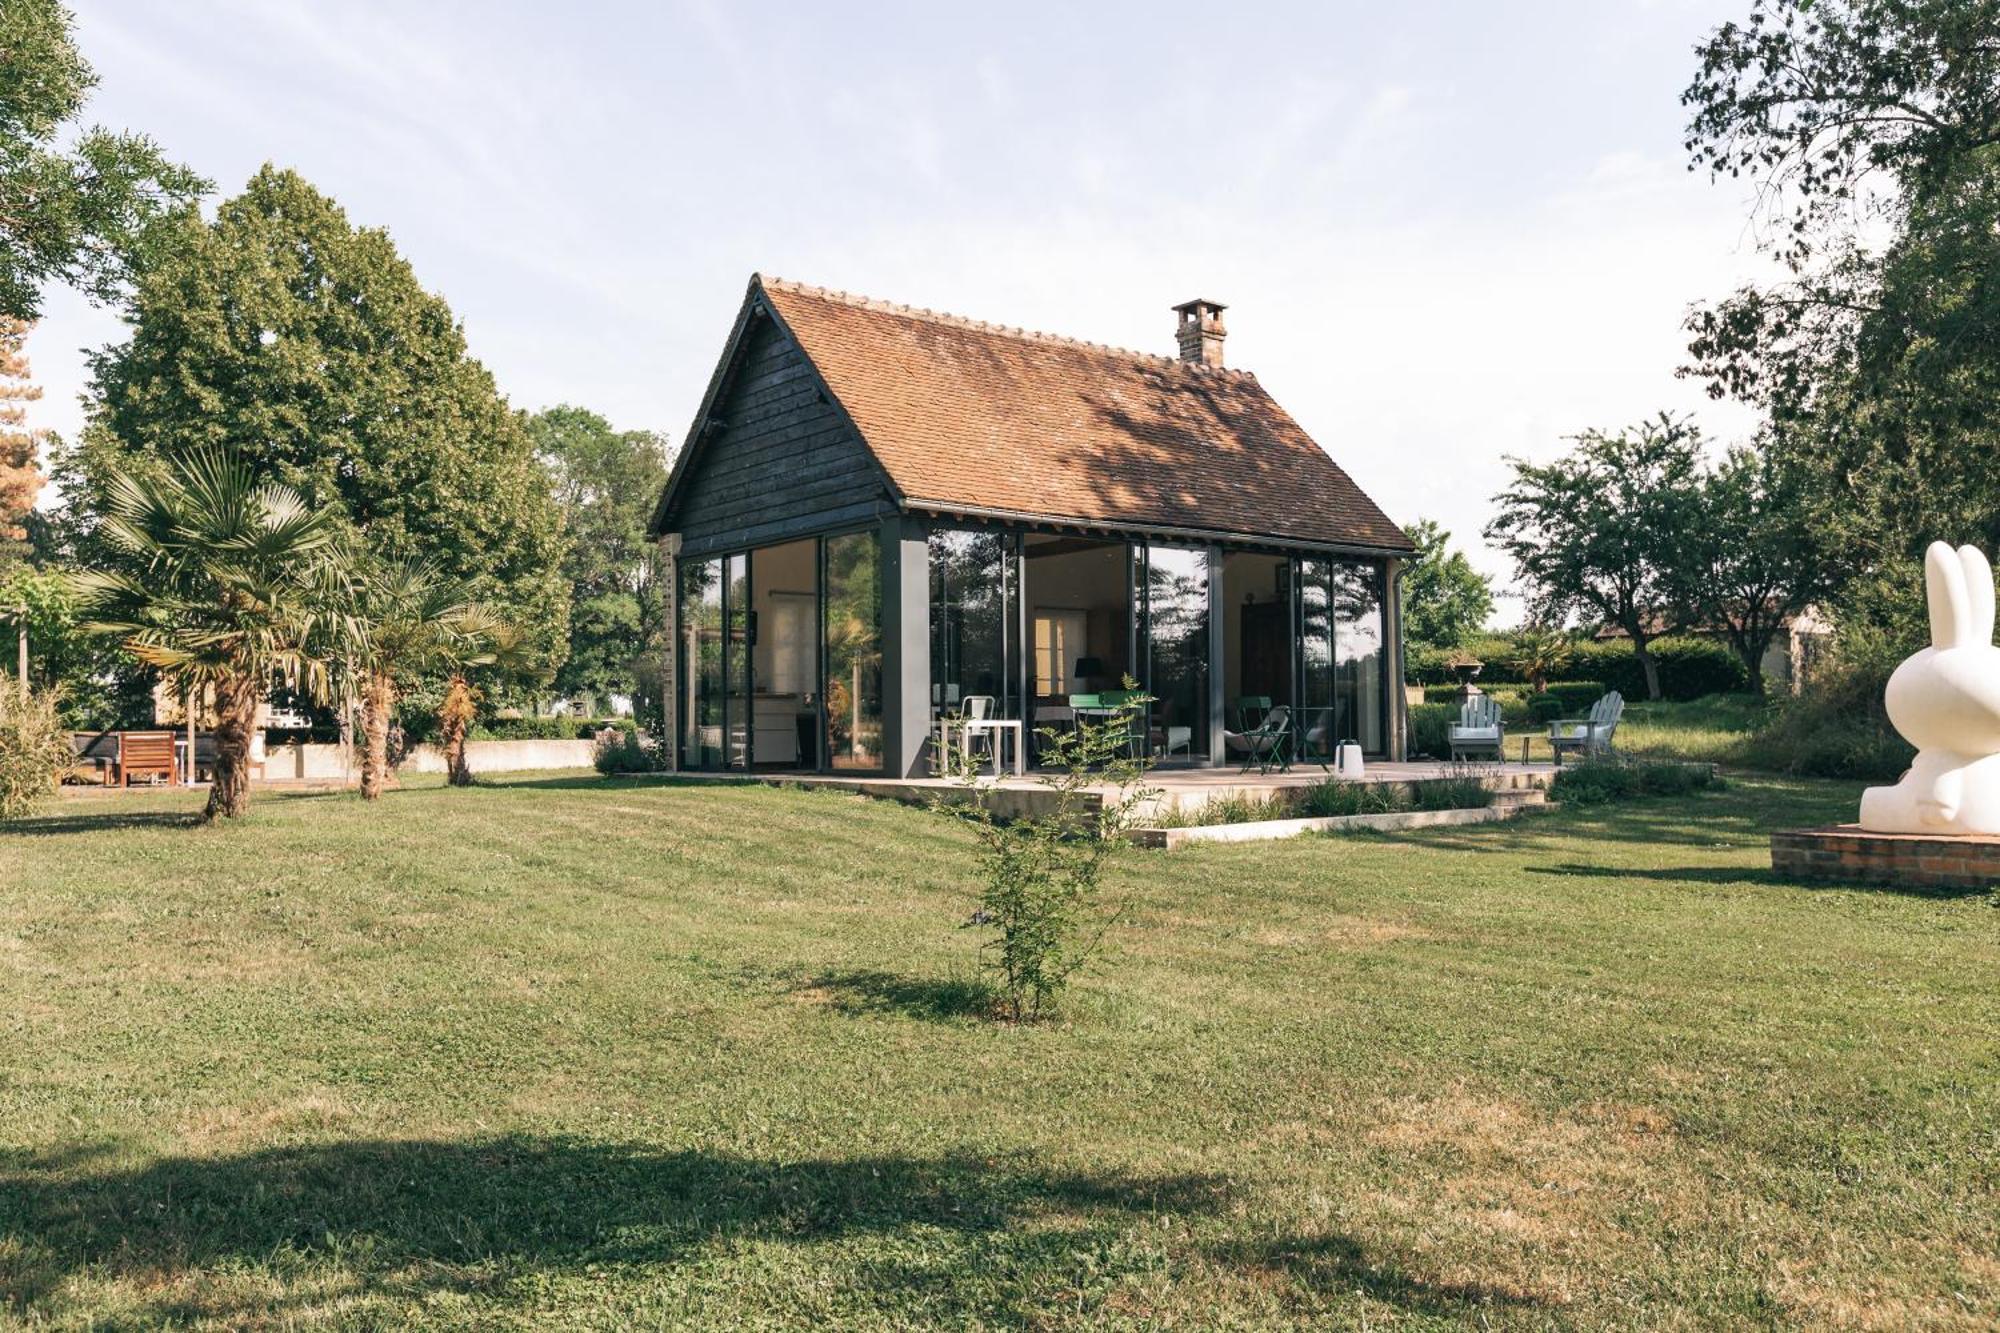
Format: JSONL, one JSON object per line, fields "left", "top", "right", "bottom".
{"left": 469, "top": 772, "right": 765, "bottom": 793}
{"left": 1530, "top": 861, "right": 1994, "bottom": 900}
{"left": 1211, "top": 1234, "right": 1537, "bottom": 1317}
{"left": 0, "top": 1136, "right": 1227, "bottom": 1323}
{"left": 802, "top": 968, "right": 998, "bottom": 1022}
{"left": 0, "top": 810, "right": 204, "bottom": 838}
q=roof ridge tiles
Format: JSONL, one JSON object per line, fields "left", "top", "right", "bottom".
{"left": 757, "top": 273, "right": 1253, "bottom": 377}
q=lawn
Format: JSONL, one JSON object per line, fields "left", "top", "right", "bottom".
{"left": 3, "top": 773, "right": 1995, "bottom": 1329}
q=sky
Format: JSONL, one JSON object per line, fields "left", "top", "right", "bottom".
{"left": 30, "top": 0, "right": 1768, "bottom": 617}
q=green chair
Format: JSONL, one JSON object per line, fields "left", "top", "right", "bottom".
{"left": 1237, "top": 704, "right": 1292, "bottom": 774}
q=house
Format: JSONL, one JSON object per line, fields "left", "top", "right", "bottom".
{"left": 648, "top": 275, "right": 1415, "bottom": 778}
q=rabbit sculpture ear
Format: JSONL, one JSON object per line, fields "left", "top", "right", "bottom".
{"left": 1927, "top": 541, "right": 1971, "bottom": 650}
{"left": 1958, "top": 544, "right": 1995, "bottom": 648}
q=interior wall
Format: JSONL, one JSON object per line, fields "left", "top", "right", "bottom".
{"left": 1221, "top": 552, "right": 1289, "bottom": 725}
{"left": 1024, "top": 538, "right": 1131, "bottom": 696}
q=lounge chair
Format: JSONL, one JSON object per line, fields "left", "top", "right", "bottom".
{"left": 1448, "top": 695, "right": 1504, "bottom": 762}
{"left": 1549, "top": 691, "right": 1624, "bottom": 765}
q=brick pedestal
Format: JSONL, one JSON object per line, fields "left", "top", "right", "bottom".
{"left": 1771, "top": 825, "right": 2000, "bottom": 890}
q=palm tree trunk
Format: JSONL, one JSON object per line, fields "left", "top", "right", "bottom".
{"left": 360, "top": 671, "right": 396, "bottom": 800}
{"left": 204, "top": 672, "right": 260, "bottom": 822}
{"left": 440, "top": 674, "right": 475, "bottom": 787}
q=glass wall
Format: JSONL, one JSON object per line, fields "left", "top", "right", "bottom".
{"left": 1297, "top": 558, "right": 1336, "bottom": 763}
{"left": 1142, "top": 544, "right": 1209, "bottom": 760}
{"left": 1331, "top": 561, "right": 1387, "bottom": 755}
{"left": 750, "top": 539, "right": 818, "bottom": 769}
{"left": 1023, "top": 536, "right": 1132, "bottom": 697}
{"left": 929, "top": 528, "right": 1016, "bottom": 718}
{"left": 1222, "top": 552, "right": 1291, "bottom": 738}
{"left": 1292, "top": 557, "right": 1389, "bottom": 759}
{"left": 723, "top": 553, "right": 751, "bottom": 767}
{"left": 823, "top": 530, "right": 883, "bottom": 771}
{"left": 679, "top": 558, "right": 724, "bottom": 769}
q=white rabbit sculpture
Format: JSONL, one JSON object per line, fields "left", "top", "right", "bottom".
{"left": 1858, "top": 541, "right": 2000, "bottom": 835}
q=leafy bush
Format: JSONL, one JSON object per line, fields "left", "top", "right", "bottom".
{"left": 1416, "top": 629, "right": 1747, "bottom": 701}
{"left": 1410, "top": 769, "right": 1497, "bottom": 811}
{"left": 1551, "top": 757, "right": 1722, "bottom": 805}
{"left": 1568, "top": 637, "right": 1749, "bottom": 700}
{"left": 1152, "top": 771, "right": 1495, "bottom": 825}
{"left": 474, "top": 716, "right": 581, "bottom": 741}
{"left": 1405, "top": 644, "right": 1456, "bottom": 686}
{"left": 0, "top": 682, "right": 74, "bottom": 820}
{"left": 940, "top": 693, "right": 1155, "bottom": 1022}
{"left": 593, "top": 729, "right": 664, "bottom": 775}
{"left": 1297, "top": 779, "right": 1405, "bottom": 818}
{"left": 1742, "top": 654, "right": 1912, "bottom": 780}
{"left": 1408, "top": 702, "right": 1453, "bottom": 758}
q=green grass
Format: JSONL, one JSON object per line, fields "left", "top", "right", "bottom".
{"left": 3, "top": 772, "right": 1996, "bottom": 1328}
{"left": 1616, "top": 693, "right": 1770, "bottom": 765}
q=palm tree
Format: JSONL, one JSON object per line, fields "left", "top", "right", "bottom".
{"left": 1508, "top": 624, "right": 1576, "bottom": 695}
{"left": 435, "top": 620, "right": 533, "bottom": 787}
{"left": 346, "top": 556, "right": 503, "bottom": 800}
{"left": 72, "top": 448, "right": 346, "bottom": 821}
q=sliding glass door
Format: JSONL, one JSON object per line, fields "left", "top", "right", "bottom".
{"left": 823, "top": 531, "right": 883, "bottom": 771}
{"left": 679, "top": 558, "right": 725, "bottom": 769}
{"left": 1141, "top": 544, "right": 1210, "bottom": 761}
{"left": 1296, "top": 556, "right": 1389, "bottom": 759}
{"left": 929, "top": 528, "right": 1017, "bottom": 719}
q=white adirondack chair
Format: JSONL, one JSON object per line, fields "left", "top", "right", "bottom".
{"left": 1448, "top": 694, "right": 1504, "bottom": 761}
{"left": 1549, "top": 691, "right": 1624, "bottom": 765}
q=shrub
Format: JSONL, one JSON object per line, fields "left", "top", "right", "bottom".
{"left": 1742, "top": 653, "right": 1912, "bottom": 780}
{"left": 940, "top": 691, "right": 1155, "bottom": 1022}
{"left": 1551, "top": 756, "right": 1722, "bottom": 806}
{"left": 1297, "top": 778, "right": 1405, "bottom": 818}
{"left": 593, "top": 729, "right": 664, "bottom": 775}
{"left": 1405, "top": 644, "right": 1455, "bottom": 686}
{"left": 1410, "top": 768, "right": 1497, "bottom": 811}
{"left": 1152, "top": 773, "right": 1494, "bottom": 825}
{"left": 474, "top": 716, "right": 580, "bottom": 741}
{"left": 1408, "top": 702, "right": 1453, "bottom": 758}
{"left": 1567, "top": 637, "right": 1749, "bottom": 701}
{"left": 0, "top": 682, "right": 74, "bottom": 820}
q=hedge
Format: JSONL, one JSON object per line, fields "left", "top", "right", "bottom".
{"left": 1408, "top": 636, "right": 1746, "bottom": 700}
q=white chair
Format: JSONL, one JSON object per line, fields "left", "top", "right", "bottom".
{"left": 1549, "top": 691, "right": 1624, "bottom": 765}
{"left": 1448, "top": 695, "right": 1504, "bottom": 761}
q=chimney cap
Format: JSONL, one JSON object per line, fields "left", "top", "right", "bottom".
{"left": 1171, "top": 297, "right": 1228, "bottom": 315}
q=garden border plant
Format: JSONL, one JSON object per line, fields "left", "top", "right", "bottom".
{"left": 935, "top": 686, "right": 1157, "bottom": 1023}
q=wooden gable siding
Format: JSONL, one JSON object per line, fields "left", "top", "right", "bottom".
{"left": 667, "top": 313, "right": 896, "bottom": 558}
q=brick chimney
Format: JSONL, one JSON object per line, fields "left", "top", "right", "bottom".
{"left": 1172, "top": 298, "right": 1227, "bottom": 367}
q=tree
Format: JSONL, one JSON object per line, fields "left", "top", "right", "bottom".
{"left": 436, "top": 620, "right": 537, "bottom": 787}
{"left": 1485, "top": 414, "right": 1704, "bottom": 701}
{"left": 527, "top": 405, "right": 671, "bottom": 717}
{"left": 79, "top": 166, "right": 570, "bottom": 678}
{"left": 71, "top": 448, "right": 345, "bottom": 821}
{"left": 1506, "top": 624, "right": 1573, "bottom": 695}
{"left": 345, "top": 555, "right": 503, "bottom": 801}
{"left": 0, "top": 318, "right": 46, "bottom": 562}
{"left": 0, "top": 0, "right": 207, "bottom": 322}
{"left": 1681, "top": 444, "right": 1828, "bottom": 694}
{"left": 1683, "top": 0, "right": 2000, "bottom": 644}
{"left": 1399, "top": 518, "right": 1494, "bottom": 651}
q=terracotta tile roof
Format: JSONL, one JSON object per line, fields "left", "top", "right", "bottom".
{"left": 757, "top": 276, "right": 1413, "bottom": 553}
